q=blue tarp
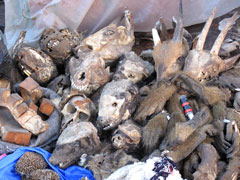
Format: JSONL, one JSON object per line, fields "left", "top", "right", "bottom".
{"left": 0, "top": 147, "right": 95, "bottom": 180}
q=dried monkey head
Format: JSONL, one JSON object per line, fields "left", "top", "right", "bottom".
{"left": 98, "top": 80, "right": 139, "bottom": 130}
{"left": 112, "top": 121, "right": 142, "bottom": 151}
{"left": 39, "top": 28, "right": 82, "bottom": 64}
{"left": 61, "top": 95, "right": 96, "bottom": 131}
{"left": 183, "top": 9, "right": 239, "bottom": 84}
{"left": 113, "top": 52, "right": 154, "bottom": 83}
{"left": 69, "top": 53, "right": 110, "bottom": 95}
{"left": 75, "top": 9, "right": 135, "bottom": 65}
{"left": 17, "top": 47, "right": 58, "bottom": 84}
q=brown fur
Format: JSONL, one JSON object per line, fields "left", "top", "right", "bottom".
{"left": 193, "top": 143, "right": 219, "bottom": 180}
{"left": 167, "top": 124, "right": 217, "bottom": 163}
{"left": 142, "top": 112, "right": 168, "bottom": 153}
{"left": 134, "top": 82, "right": 176, "bottom": 124}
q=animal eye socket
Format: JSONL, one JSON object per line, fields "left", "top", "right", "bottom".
{"left": 128, "top": 74, "right": 135, "bottom": 78}
{"left": 112, "top": 102, "right": 117, "bottom": 107}
{"left": 78, "top": 72, "right": 86, "bottom": 81}
{"left": 104, "top": 30, "right": 115, "bottom": 36}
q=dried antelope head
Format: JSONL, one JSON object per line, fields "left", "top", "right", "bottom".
{"left": 183, "top": 9, "right": 240, "bottom": 84}
{"left": 152, "top": 0, "right": 188, "bottom": 85}
{"left": 75, "top": 9, "right": 135, "bottom": 65}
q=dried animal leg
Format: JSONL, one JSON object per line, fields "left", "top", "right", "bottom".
{"left": 142, "top": 112, "right": 168, "bottom": 153}
{"left": 166, "top": 124, "right": 217, "bottom": 163}
{"left": 173, "top": 73, "right": 227, "bottom": 105}
{"left": 218, "top": 156, "right": 239, "bottom": 180}
{"left": 193, "top": 143, "right": 219, "bottom": 180}
{"left": 234, "top": 92, "right": 240, "bottom": 111}
{"left": 134, "top": 82, "right": 176, "bottom": 124}
{"left": 160, "top": 106, "right": 212, "bottom": 150}
{"left": 183, "top": 151, "right": 200, "bottom": 180}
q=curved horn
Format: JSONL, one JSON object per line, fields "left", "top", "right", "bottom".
{"left": 173, "top": 0, "right": 183, "bottom": 43}
{"left": 195, "top": 8, "right": 216, "bottom": 51}
{"left": 211, "top": 12, "right": 238, "bottom": 55}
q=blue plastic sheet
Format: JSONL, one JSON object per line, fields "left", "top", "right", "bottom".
{"left": 0, "top": 147, "right": 95, "bottom": 180}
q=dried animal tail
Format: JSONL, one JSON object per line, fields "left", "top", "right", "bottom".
{"left": 195, "top": 8, "right": 216, "bottom": 51}
{"left": 211, "top": 12, "right": 238, "bottom": 55}
{"left": 172, "top": 0, "right": 183, "bottom": 43}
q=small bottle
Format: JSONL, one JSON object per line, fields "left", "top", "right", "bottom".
{"left": 179, "top": 95, "right": 194, "bottom": 120}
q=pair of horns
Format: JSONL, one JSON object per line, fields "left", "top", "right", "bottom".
{"left": 152, "top": 0, "right": 183, "bottom": 46}
{"left": 196, "top": 8, "right": 238, "bottom": 55}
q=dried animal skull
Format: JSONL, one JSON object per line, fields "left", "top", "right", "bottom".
{"left": 98, "top": 79, "right": 139, "bottom": 130}
{"left": 152, "top": 0, "right": 188, "bottom": 85}
{"left": 113, "top": 52, "right": 154, "bottom": 83}
{"left": 17, "top": 47, "right": 58, "bottom": 84}
{"left": 69, "top": 53, "right": 110, "bottom": 95}
{"left": 183, "top": 9, "right": 240, "bottom": 84}
{"left": 39, "top": 28, "right": 82, "bottom": 64}
{"left": 112, "top": 121, "right": 142, "bottom": 151}
{"left": 75, "top": 9, "right": 134, "bottom": 65}
{"left": 61, "top": 95, "right": 96, "bottom": 131}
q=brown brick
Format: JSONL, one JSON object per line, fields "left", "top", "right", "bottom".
{"left": 25, "top": 100, "right": 38, "bottom": 112}
{"left": 0, "top": 88, "right": 10, "bottom": 105}
{"left": 12, "top": 103, "right": 28, "bottom": 118}
{"left": 39, "top": 98, "right": 54, "bottom": 116}
{"left": 0, "top": 78, "right": 10, "bottom": 89}
{"left": 19, "top": 77, "right": 42, "bottom": 103}
{"left": 6, "top": 93, "right": 23, "bottom": 109}
{"left": 0, "top": 107, "right": 31, "bottom": 146}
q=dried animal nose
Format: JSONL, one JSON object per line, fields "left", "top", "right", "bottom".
{"left": 97, "top": 116, "right": 104, "bottom": 122}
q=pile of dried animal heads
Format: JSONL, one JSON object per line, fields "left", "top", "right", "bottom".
{"left": 0, "top": 1, "right": 240, "bottom": 179}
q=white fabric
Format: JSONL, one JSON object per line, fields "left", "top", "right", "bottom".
{"left": 4, "top": 0, "right": 240, "bottom": 49}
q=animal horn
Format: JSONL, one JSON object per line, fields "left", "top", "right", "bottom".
{"left": 210, "top": 12, "right": 238, "bottom": 55}
{"left": 195, "top": 8, "right": 216, "bottom": 51}
{"left": 173, "top": 0, "right": 183, "bottom": 43}
{"left": 152, "top": 27, "right": 161, "bottom": 46}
